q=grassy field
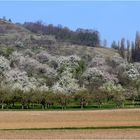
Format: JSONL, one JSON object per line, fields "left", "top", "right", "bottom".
{"left": 0, "top": 109, "right": 140, "bottom": 139}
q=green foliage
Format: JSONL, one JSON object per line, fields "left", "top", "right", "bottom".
{"left": 55, "top": 92, "right": 71, "bottom": 109}
{"left": 100, "top": 82, "right": 125, "bottom": 107}
{"left": 111, "top": 41, "right": 119, "bottom": 50}
{"left": 0, "top": 47, "right": 14, "bottom": 57}
{"left": 75, "top": 59, "right": 86, "bottom": 78}
{"left": 74, "top": 90, "right": 91, "bottom": 109}
{"left": 119, "top": 38, "right": 125, "bottom": 59}
{"left": 93, "top": 90, "right": 107, "bottom": 107}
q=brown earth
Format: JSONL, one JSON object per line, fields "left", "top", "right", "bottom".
{"left": 0, "top": 109, "right": 140, "bottom": 129}
{"left": 0, "top": 109, "right": 140, "bottom": 139}
{"left": 0, "top": 129, "right": 140, "bottom": 139}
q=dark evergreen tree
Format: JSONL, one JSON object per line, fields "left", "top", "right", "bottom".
{"left": 119, "top": 38, "right": 125, "bottom": 59}
{"left": 111, "top": 40, "right": 119, "bottom": 50}
{"left": 127, "top": 40, "right": 131, "bottom": 62}
{"left": 131, "top": 32, "right": 140, "bottom": 62}
{"left": 103, "top": 39, "right": 107, "bottom": 47}
{"left": 131, "top": 41, "right": 135, "bottom": 62}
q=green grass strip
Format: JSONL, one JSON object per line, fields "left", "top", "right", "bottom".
{"left": 1, "top": 126, "right": 140, "bottom": 131}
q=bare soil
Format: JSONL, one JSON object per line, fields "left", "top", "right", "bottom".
{"left": 0, "top": 109, "right": 140, "bottom": 139}
{"left": 0, "top": 109, "right": 140, "bottom": 129}
{"left": 0, "top": 129, "right": 140, "bottom": 139}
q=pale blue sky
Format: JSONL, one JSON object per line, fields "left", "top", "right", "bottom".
{"left": 0, "top": 1, "right": 140, "bottom": 46}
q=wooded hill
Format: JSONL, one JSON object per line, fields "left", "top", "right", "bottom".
{"left": 0, "top": 18, "right": 140, "bottom": 109}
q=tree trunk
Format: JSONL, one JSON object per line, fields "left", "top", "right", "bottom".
{"left": 12, "top": 102, "right": 15, "bottom": 107}
{"left": 61, "top": 106, "right": 64, "bottom": 110}
{"left": 32, "top": 104, "right": 35, "bottom": 109}
{"left": 98, "top": 104, "right": 101, "bottom": 108}
{"left": 22, "top": 105, "right": 24, "bottom": 109}
{"left": 132, "top": 99, "right": 135, "bottom": 106}
{"left": 47, "top": 104, "right": 49, "bottom": 109}
{"left": 42, "top": 104, "right": 45, "bottom": 109}
{"left": 80, "top": 102, "right": 83, "bottom": 109}
{"left": 80, "top": 99, "right": 84, "bottom": 109}
{"left": 28, "top": 104, "right": 30, "bottom": 109}
{"left": 42, "top": 105, "right": 44, "bottom": 109}
{"left": 2, "top": 104, "right": 4, "bottom": 109}
{"left": 122, "top": 103, "right": 124, "bottom": 108}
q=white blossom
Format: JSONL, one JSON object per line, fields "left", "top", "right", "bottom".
{"left": 10, "top": 51, "right": 56, "bottom": 78}
{"left": 112, "top": 54, "right": 126, "bottom": 65}
{"left": 118, "top": 63, "right": 140, "bottom": 81}
{"left": 52, "top": 67, "right": 80, "bottom": 94}
{"left": 0, "top": 56, "right": 10, "bottom": 73}
{"left": 4, "top": 68, "right": 38, "bottom": 92}
{"left": 36, "top": 51, "right": 55, "bottom": 63}
{"left": 39, "top": 84, "right": 49, "bottom": 92}
{"left": 134, "top": 62, "right": 140, "bottom": 73}
{"left": 89, "top": 55, "right": 106, "bottom": 67}
{"left": 57, "top": 55, "right": 81, "bottom": 69}
{"left": 100, "top": 82, "right": 124, "bottom": 93}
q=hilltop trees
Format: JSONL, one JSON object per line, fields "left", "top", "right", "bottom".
{"left": 73, "top": 29, "right": 100, "bottom": 47}
{"left": 23, "top": 22, "right": 100, "bottom": 47}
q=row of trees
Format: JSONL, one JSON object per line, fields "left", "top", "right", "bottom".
{"left": 23, "top": 21, "right": 100, "bottom": 47}
{"left": 0, "top": 83, "right": 130, "bottom": 110}
{"left": 111, "top": 31, "right": 140, "bottom": 62}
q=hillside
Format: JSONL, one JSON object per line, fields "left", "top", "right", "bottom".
{"left": 0, "top": 20, "right": 117, "bottom": 58}
{"left": 0, "top": 20, "right": 56, "bottom": 50}
{"left": 0, "top": 20, "right": 140, "bottom": 109}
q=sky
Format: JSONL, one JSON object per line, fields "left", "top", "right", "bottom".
{"left": 0, "top": 1, "right": 140, "bottom": 46}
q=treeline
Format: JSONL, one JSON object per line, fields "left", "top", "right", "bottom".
{"left": 0, "top": 85, "right": 139, "bottom": 110}
{"left": 111, "top": 31, "right": 140, "bottom": 62}
{"left": 23, "top": 21, "right": 100, "bottom": 47}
